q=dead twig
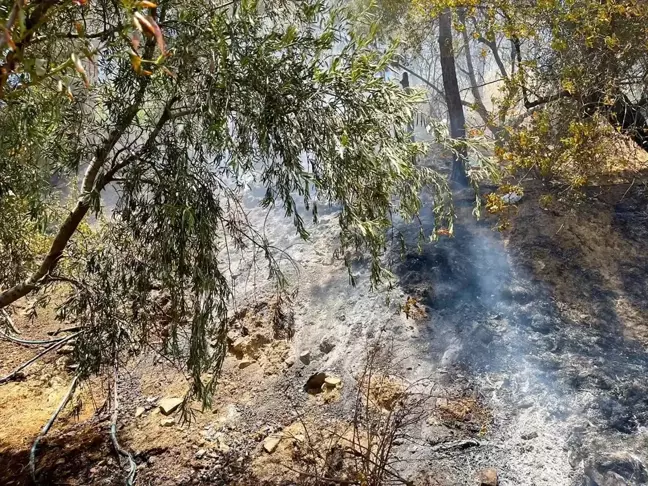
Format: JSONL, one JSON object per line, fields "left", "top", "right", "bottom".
{"left": 30, "top": 374, "right": 80, "bottom": 482}
{"left": 2, "top": 308, "right": 20, "bottom": 334}
{"left": 280, "top": 465, "right": 359, "bottom": 485}
{"left": 429, "top": 438, "right": 481, "bottom": 452}
{"left": 620, "top": 178, "right": 636, "bottom": 202}
{"left": 111, "top": 364, "right": 137, "bottom": 486}
{"left": 48, "top": 326, "right": 83, "bottom": 336}
{"left": 0, "top": 332, "right": 79, "bottom": 384}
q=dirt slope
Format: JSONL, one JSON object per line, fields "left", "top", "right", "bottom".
{"left": 2, "top": 179, "right": 648, "bottom": 486}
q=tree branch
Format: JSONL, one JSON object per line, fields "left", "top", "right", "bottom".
{"left": 459, "top": 10, "right": 501, "bottom": 137}
{"left": 0, "top": 328, "right": 66, "bottom": 346}
{"left": 524, "top": 90, "right": 572, "bottom": 109}
{"left": 1, "top": 308, "right": 20, "bottom": 334}
{"left": 391, "top": 62, "right": 444, "bottom": 97}
{"left": 30, "top": 374, "right": 80, "bottom": 482}
{"left": 0, "top": 332, "right": 79, "bottom": 384}
{"left": 0, "top": 72, "right": 153, "bottom": 308}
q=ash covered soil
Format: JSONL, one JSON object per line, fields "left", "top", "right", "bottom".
{"left": 2, "top": 180, "right": 648, "bottom": 486}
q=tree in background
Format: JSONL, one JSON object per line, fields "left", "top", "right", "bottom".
{"left": 438, "top": 7, "right": 468, "bottom": 185}
{"left": 357, "top": 0, "right": 648, "bottom": 188}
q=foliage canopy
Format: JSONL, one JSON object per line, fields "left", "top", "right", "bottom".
{"left": 0, "top": 0, "right": 452, "bottom": 404}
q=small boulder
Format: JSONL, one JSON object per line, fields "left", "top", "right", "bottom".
{"left": 195, "top": 449, "right": 206, "bottom": 459}
{"left": 215, "top": 434, "right": 230, "bottom": 453}
{"left": 479, "top": 468, "right": 498, "bottom": 486}
{"left": 57, "top": 345, "right": 75, "bottom": 355}
{"left": 160, "top": 418, "right": 176, "bottom": 427}
{"left": 238, "top": 358, "right": 254, "bottom": 369}
{"left": 319, "top": 338, "right": 335, "bottom": 354}
{"left": 158, "top": 397, "right": 183, "bottom": 415}
{"left": 521, "top": 431, "right": 538, "bottom": 440}
{"left": 284, "top": 356, "right": 295, "bottom": 367}
{"left": 230, "top": 337, "right": 247, "bottom": 356}
{"left": 517, "top": 400, "right": 534, "bottom": 409}
{"left": 263, "top": 435, "right": 282, "bottom": 453}
{"left": 135, "top": 406, "right": 146, "bottom": 418}
{"left": 324, "top": 376, "right": 342, "bottom": 388}
{"left": 299, "top": 351, "right": 311, "bottom": 365}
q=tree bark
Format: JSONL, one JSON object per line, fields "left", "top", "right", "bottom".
{"left": 438, "top": 8, "right": 469, "bottom": 186}
{"left": 0, "top": 75, "right": 153, "bottom": 309}
{"left": 458, "top": 11, "right": 503, "bottom": 139}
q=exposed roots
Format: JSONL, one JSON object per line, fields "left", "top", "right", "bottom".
{"left": 30, "top": 374, "right": 80, "bottom": 483}
{"left": 0, "top": 332, "right": 79, "bottom": 384}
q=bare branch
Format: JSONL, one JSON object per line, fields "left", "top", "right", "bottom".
{"left": 1, "top": 308, "right": 20, "bottom": 334}
{"left": 30, "top": 374, "right": 80, "bottom": 482}
{"left": 0, "top": 332, "right": 79, "bottom": 384}
{"left": 0, "top": 328, "right": 66, "bottom": 346}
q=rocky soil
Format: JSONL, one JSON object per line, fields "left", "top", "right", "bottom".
{"left": 2, "top": 178, "right": 648, "bottom": 486}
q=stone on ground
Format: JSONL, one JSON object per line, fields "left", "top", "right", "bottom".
{"left": 135, "top": 406, "right": 146, "bottom": 418}
{"left": 479, "top": 468, "right": 498, "bottom": 486}
{"left": 158, "top": 397, "right": 183, "bottom": 415}
{"left": 319, "top": 338, "right": 335, "bottom": 354}
{"left": 239, "top": 358, "right": 254, "bottom": 369}
{"left": 324, "top": 376, "right": 342, "bottom": 387}
{"left": 263, "top": 435, "right": 282, "bottom": 453}
{"left": 160, "top": 418, "right": 176, "bottom": 427}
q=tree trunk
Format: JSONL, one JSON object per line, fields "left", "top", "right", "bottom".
{"left": 400, "top": 72, "right": 415, "bottom": 141}
{"left": 438, "top": 8, "right": 469, "bottom": 186}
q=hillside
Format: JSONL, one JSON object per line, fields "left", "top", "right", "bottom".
{"left": 2, "top": 178, "right": 648, "bottom": 486}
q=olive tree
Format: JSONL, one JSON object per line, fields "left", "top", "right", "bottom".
{"left": 0, "top": 0, "right": 454, "bottom": 406}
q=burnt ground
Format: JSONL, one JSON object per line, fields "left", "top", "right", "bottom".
{"left": 393, "top": 181, "right": 648, "bottom": 485}
{"left": 2, "top": 179, "right": 648, "bottom": 486}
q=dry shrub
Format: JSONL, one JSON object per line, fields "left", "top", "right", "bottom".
{"left": 264, "top": 342, "right": 436, "bottom": 485}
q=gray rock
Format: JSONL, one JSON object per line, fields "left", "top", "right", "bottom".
{"left": 160, "top": 418, "right": 176, "bottom": 427}
{"left": 263, "top": 435, "right": 282, "bottom": 453}
{"left": 521, "top": 431, "right": 539, "bottom": 440}
{"left": 57, "top": 345, "right": 75, "bottom": 355}
{"left": 299, "top": 351, "right": 311, "bottom": 364}
{"left": 319, "top": 338, "right": 335, "bottom": 354}
{"left": 238, "top": 358, "right": 254, "bottom": 369}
